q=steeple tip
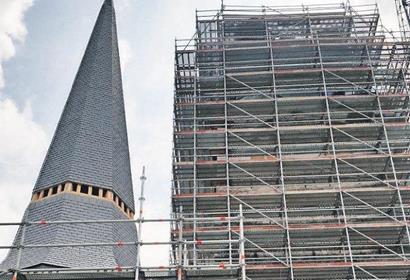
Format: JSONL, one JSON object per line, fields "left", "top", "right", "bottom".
{"left": 33, "top": 0, "right": 134, "bottom": 210}
{"left": 104, "top": 0, "right": 113, "bottom": 7}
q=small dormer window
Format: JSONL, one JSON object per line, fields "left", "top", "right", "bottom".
{"left": 92, "top": 187, "right": 99, "bottom": 196}
{"left": 80, "top": 185, "right": 88, "bottom": 194}
{"left": 51, "top": 186, "right": 58, "bottom": 195}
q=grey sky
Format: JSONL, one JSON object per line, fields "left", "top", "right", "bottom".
{"left": 0, "top": 0, "right": 401, "bottom": 266}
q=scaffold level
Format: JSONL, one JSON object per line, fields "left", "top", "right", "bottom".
{"left": 171, "top": 2, "right": 410, "bottom": 279}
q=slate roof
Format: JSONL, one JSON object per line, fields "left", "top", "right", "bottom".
{"left": 0, "top": 193, "right": 137, "bottom": 271}
{"left": 0, "top": 271, "right": 136, "bottom": 280}
{"left": 0, "top": 0, "right": 138, "bottom": 274}
{"left": 33, "top": 0, "right": 135, "bottom": 210}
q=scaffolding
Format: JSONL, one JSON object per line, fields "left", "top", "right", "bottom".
{"left": 396, "top": 0, "right": 410, "bottom": 40}
{"left": 172, "top": 2, "right": 410, "bottom": 279}
{"left": 0, "top": 168, "right": 246, "bottom": 280}
{"left": 1, "top": 2, "right": 410, "bottom": 280}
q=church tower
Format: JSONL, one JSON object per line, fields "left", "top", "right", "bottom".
{"left": 0, "top": 0, "right": 138, "bottom": 279}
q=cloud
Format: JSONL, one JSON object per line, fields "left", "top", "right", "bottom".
{"left": 119, "top": 38, "right": 132, "bottom": 70}
{"left": 0, "top": 67, "right": 4, "bottom": 90}
{"left": 0, "top": 0, "right": 47, "bottom": 260}
{"left": 115, "top": 0, "right": 132, "bottom": 12}
{"left": 0, "top": 99, "right": 48, "bottom": 260}
{"left": 0, "top": 100, "right": 47, "bottom": 176}
{"left": 0, "top": 0, "right": 33, "bottom": 89}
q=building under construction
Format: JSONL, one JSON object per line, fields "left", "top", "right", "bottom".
{"left": 171, "top": 2, "right": 410, "bottom": 279}
{"left": 1, "top": 1, "right": 410, "bottom": 280}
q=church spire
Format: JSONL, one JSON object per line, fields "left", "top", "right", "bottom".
{"left": 1, "top": 0, "right": 138, "bottom": 273}
{"left": 33, "top": 0, "right": 134, "bottom": 209}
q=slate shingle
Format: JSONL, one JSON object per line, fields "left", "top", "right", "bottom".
{"left": 0, "top": 194, "right": 137, "bottom": 270}
{"left": 0, "top": 0, "right": 138, "bottom": 274}
{"left": 33, "top": 0, "right": 135, "bottom": 210}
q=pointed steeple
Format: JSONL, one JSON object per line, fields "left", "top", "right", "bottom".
{"left": 1, "top": 1, "right": 138, "bottom": 273}
{"left": 34, "top": 0, "right": 134, "bottom": 210}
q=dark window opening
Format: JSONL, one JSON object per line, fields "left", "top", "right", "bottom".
{"left": 92, "top": 187, "right": 99, "bottom": 196}
{"left": 43, "top": 189, "right": 49, "bottom": 197}
{"left": 51, "top": 187, "right": 58, "bottom": 195}
{"left": 113, "top": 194, "right": 117, "bottom": 202}
{"left": 61, "top": 185, "right": 65, "bottom": 192}
{"left": 80, "top": 185, "right": 88, "bottom": 194}
{"left": 102, "top": 189, "right": 108, "bottom": 198}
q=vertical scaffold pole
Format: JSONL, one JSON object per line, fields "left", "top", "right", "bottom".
{"left": 315, "top": 32, "right": 356, "bottom": 279}
{"left": 13, "top": 219, "right": 27, "bottom": 280}
{"left": 220, "top": 3, "right": 233, "bottom": 265}
{"left": 193, "top": 11, "right": 198, "bottom": 265}
{"left": 135, "top": 166, "right": 146, "bottom": 280}
{"left": 177, "top": 212, "right": 183, "bottom": 280}
{"left": 239, "top": 204, "right": 246, "bottom": 280}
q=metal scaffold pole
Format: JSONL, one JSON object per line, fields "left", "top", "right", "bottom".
{"left": 13, "top": 219, "right": 27, "bottom": 280}
{"left": 315, "top": 31, "right": 357, "bottom": 279}
{"left": 220, "top": 4, "right": 234, "bottom": 266}
{"left": 135, "top": 166, "right": 146, "bottom": 280}
{"left": 239, "top": 204, "right": 246, "bottom": 280}
{"left": 177, "top": 211, "right": 184, "bottom": 280}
